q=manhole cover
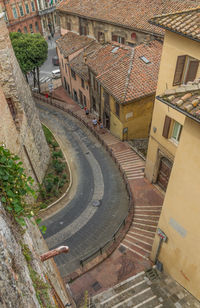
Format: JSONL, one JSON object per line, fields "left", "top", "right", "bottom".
{"left": 118, "top": 245, "right": 126, "bottom": 253}
{"left": 92, "top": 281, "right": 101, "bottom": 292}
{"left": 92, "top": 200, "right": 101, "bottom": 207}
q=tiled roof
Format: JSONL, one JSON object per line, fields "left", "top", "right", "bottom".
{"left": 87, "top": 42, "right": 131, "bottom": 76}
{"left": 57, "top": 0, "right": 199, "bottom": 36}
{"left": 96, "top": 40, "right": 162, "bottom": 103}
{"left": 56, "top": 32, "right": 94, "bottom": 57}
{"left": 149, "top": 7, "right": 200, "bottom": 41}
{"left": 69, "top": 41, "right": 101, "bottom": 80}
{"left": 157, "top": 79, "right": 200, "bottom": 123}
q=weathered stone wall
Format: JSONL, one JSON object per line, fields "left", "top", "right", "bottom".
{"left": 0, "top": 12, "right": 50, "bottom": 183}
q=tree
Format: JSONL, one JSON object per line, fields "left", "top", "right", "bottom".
{"left": 10, "top": 32, "right": 48, "bottom": 92}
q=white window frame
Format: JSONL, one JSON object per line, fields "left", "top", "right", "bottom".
{"left": 19, "top": 4, "right": 24, "bottom": 16}
{"left": 31, "top": 1, "right": 35, "bottom": 11}
{"left": 12, "top": 6, "right": 18, "bottom": 19}
{"left": 25, "top": 3, "right": 30, "bottom": 14}
{"left": 171, "top": 121, "right": 182, "bottom": 143}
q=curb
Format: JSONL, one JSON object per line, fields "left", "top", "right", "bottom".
{"left": 40, "top": 123, "right": 73, "bottom": 212}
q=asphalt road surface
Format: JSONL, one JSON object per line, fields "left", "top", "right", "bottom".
{"left": 38, "top": 102, "right": 129, "bottom": 276}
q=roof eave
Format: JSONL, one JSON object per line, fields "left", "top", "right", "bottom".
{"left": 57, "top": 9, "right": 164, "bottom": 37}
{"left": 149, "top": 20, "right": 200, "bottom": 43}
{"left": 156, "top": 95, "right": 200, "bottom": 124}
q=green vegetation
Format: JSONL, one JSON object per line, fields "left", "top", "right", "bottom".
{"left": 10, "top": 32, "right": 48, "bottom": 91}
{"left": 0, "top": 145, "right": 46, "bottom": 232}
{"left": 38, "top": 125, "right": 69, "bottom": 206}
{"left": 21, "top": 243, "right": 55, "bottom": 308}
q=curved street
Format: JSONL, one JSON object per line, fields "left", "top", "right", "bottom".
{"left": 38, "top": 102, "right": 129, "bottom": 276}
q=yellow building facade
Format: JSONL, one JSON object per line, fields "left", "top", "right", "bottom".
{"left": 145, "top": 30, "right": 200, "bottom": 190}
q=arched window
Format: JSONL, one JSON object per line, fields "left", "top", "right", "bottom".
{"left": 18, "top": 29, "right": 21, "bottom": 33}
{"left": 24, "top": 26, "right": 28, "bottom": 33}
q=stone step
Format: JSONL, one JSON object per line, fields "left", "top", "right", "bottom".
{"left": 92, "top": 272, "right": 145, "bottom": 305}
{"left": 133, "top": 222, "right": 157, "bottom": 233}
{"left": 126, "top": 234, "right": 152, "bottom": 250}
{"left": 123, "top": 239, "right": 150, "bottom": 258}
{"left": 130, "top": 227, "right": 155, "bottom": 237}
{"left": 134, "top": 218, "right": 158, "bottom": 227}
{"left": 132, "top": 296, "right": 163, "bottom": 308}
{"left": 134, "top": 209, "right": 161, "bottom": 216}
{"left": 128, "top": 231, "right": 154, "bottom": 244}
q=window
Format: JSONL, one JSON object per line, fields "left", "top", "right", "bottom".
{"left": 83, "top": 95, "right": 86, "bottom": 107}
{"left": 92, "top": 96, "right": 96, "bottom": 111}
{"left": 112, "top": 34, "right": 125, "bottom": 44}
{"left": 43, "top": 20, "right": 46, "bottom": 28}
{"left": 173, "top": 55, "right": 199, "bottom": 86}
{"left": 29, "top": 24, "right": 33, "bottom": 33}
{"left": 65, "top": 63, "right": 68, "bottom": 73}
{"left": 162, "top": 116, "right": 182, "bottom": 143}
{"left": 25, "top": 3, "right": 30, "bottom": 14}
{"left": 171, "top": 121, "right": 182, "bottom": 142}
{"left": 12, "top": 7, "right": 18, "bottom": 19}
{"left": 18, "top": 29, "right": 21, "bottom": 33}
{"left": 104, "top": 91, "right": 109, "bottom": 107}
{"left": 19, "top": 4, "right": 24, "bottom": 16}
{"left": 24, "top": 26, "right": 28, "bottom": 33}
{"left": 35, "top": 21, "right": 39, "bottom": 32}
{"left": 80, "top": 25, "right": 87, "bottom": 35}
{"left": 98, "top": 32, "right": 105, "bottom": 42}
{"left": 71, "top": 69, "right": 76, "bottom": 80}
{"left": 81, "top": 78, "right": 85, "bottom": 89}
{"left": 54, "top": 14, "right": 57, "bottom": 24}
{"left": 31, "top": 1, "right": 35, "bottom": 11}
{"left": 115, "top": 102, "right": 120, "bottom": 117}
{"left": 67, "top": 22, "right": 71, "bottom": 30}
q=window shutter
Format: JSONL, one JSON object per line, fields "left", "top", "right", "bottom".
{"left": 185, "top": 60, "right": 199, "bottom": 83}
{"left": 173, "top": 55, "right": 186, "bottom": 86}
{"left": 112, "top": 35, "right": 118, "bottom": 42}
{"left": 162, "top": 116, "right": 171, "bottom": 138}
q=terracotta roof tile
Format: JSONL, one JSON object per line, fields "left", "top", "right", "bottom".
{"left": 96, "top": 40, "right": 162, "bottom": 103}
{"left": 158, "top": 79, "right": 200, "bottom": 123}
{"left": 57, "top": 0, "right": 199, "bottom": 36}
{"left": 149, "top": 7, "right": 200, "bottom": 41}
{"left": 69, "top": 41, "right": 101, "bottom": 80}
{"left": 56, "top": 32, "right": 94, "bottom": 57}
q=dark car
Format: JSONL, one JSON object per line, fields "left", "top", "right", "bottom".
{"left": 52, "top": 55, "right": 59, "bottom": 66}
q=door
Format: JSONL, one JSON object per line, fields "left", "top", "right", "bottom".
{"left": 157, "top": 157, "right": 173, "bottom": 191}
{"left": 103, "top": 112, "right": 110, "bottom": 129}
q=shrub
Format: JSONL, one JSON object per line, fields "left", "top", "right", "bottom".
{"left": 52, "top": 150, "right": 63, "bottom": 159}
{"left": 52, "top": 159, "right": 65, "bottom": 174}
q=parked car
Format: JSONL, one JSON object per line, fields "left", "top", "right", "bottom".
{"left": 52, "top": 69, "right": 61, "bottom": 79}
{"left": 52, "top": 55, "right": 59, "bottom": 66}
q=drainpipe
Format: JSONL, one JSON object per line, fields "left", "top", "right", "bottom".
{"left": 155, "top": 228, "right": 167, "bottom": 264}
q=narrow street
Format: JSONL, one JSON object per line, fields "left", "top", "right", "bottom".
{"left": 38, "top": 102, "right": 129, "bottom": 276}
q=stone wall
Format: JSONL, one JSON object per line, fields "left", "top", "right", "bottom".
{"left": 0, "top": 12, "right": 50, "bottom": 183}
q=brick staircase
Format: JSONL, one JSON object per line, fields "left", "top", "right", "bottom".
{"left": 91, "top": 270, "right": 163, "bottom": 308}
{"left": 120, "top": 204, "right": 162, "bottom": 260}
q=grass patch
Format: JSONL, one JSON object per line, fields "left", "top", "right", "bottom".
{"left": 38, "top": 125, "right": 70, "bottom": 207}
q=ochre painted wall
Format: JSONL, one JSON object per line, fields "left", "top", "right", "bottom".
{"left": 145, "top": 31, "right": 200, "bottom": 182}
{"left": 151, "top": 117, "right": 200, "bottom": 301}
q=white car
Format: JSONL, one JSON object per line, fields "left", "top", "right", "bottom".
{"left": 52, "top": 69, "right": 61, "bottom": 79}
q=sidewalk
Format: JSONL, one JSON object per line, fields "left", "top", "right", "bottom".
{"left": 35, "top": 87, "right": 164, "bottom": 304}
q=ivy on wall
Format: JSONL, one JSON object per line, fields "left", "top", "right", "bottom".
{"left": 0, "top": 145, "right": 45, "bottom": 232}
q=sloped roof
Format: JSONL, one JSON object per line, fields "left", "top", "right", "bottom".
{"left": 69, "top": 41, "right": 101, "bottom": 80}
{"left": 57, "top": 0, "right": 199, "bottom": 36}
{"left": 157, "top": 79, "right": 200, "bottom": 123}
{"left": 149, "top": 7, "right": 200, "bottom": 42}
{"left": 96, "top": 40, "right": 162, "bottom": 103}
{"left": 56, "top": 32, "right": 94, "bottom": 57}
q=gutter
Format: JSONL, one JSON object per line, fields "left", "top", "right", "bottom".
{"left": 156, "top": 95, "right": 200, "bottom": 124}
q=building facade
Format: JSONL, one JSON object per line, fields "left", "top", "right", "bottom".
{"left": 0, "top": 0, "right": 42, "bottom": 34}
{"left": 57, "top": 0, "right": 199, "bottom": 46}
{"left": 145, "top": 8, "right": 200, "bottom": 192}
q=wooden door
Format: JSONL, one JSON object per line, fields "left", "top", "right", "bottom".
{"left": 157, "top": 157, "right": 173, "bottom": 191}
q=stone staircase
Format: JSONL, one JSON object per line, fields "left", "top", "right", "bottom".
{"left": 91, "top": 270, "right": 163, "bottom": 308}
